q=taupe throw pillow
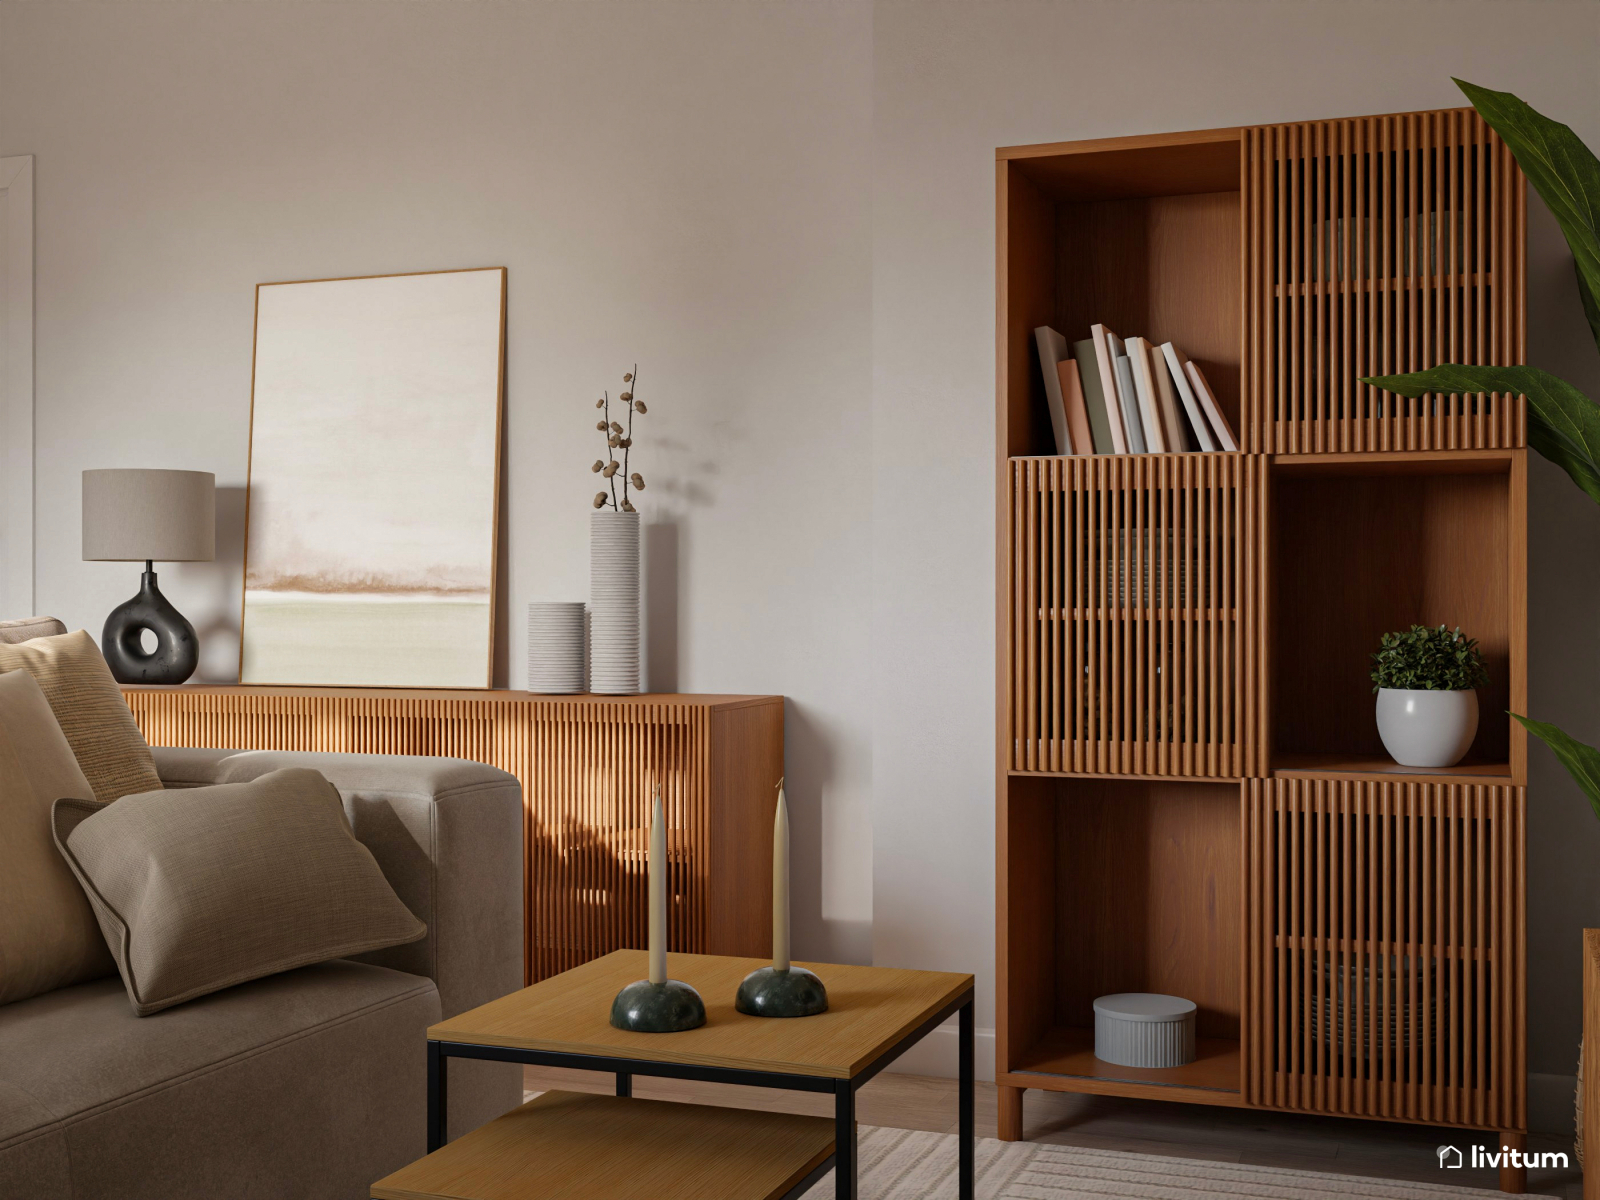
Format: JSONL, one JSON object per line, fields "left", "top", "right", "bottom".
{"left": 0, "top": 669, "right": 116, "bottom": 1004}
{"left": 0, "top": 629, "right": 163, "bottom": 802}
{"left": 52, "top": 768, "right": 426, "bottom": 1016}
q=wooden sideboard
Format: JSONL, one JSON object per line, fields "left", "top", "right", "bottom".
{"left": 121, "top": 686, "right": 784, "bottom": 984}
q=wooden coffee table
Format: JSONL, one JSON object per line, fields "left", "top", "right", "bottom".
{"left": 416, "top": 950, "right": 975, "bottom": 1200}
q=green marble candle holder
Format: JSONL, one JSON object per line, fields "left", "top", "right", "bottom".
{"left": 610, "top": 978, "right": 707, "bottom": 1032}
{"left": 735, "top": 965, "right": 829, "bottom": 1018}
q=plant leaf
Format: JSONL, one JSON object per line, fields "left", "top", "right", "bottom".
{"left": 1456, "top": 79, "right": 1600, "bottom": 352}
{"left": 1512, "top": 712, "right": 1600, "bottom": 823}
{"left": 1362, "top": 363, "right": 1600, "bottom": 504}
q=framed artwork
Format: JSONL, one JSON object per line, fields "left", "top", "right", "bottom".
{"left": 240, "top": 267, "right": 506, "bottom": 687}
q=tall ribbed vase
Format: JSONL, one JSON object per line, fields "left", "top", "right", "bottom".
{"left": 589, "top": 510, "right": 641, "bottom": 694}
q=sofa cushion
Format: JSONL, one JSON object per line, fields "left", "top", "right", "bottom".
{"left": 0, "top": 629, "right": 162, "bottom": 802}
{"left": 53, "top": 768, "right": 427, "bottom": 1016}
{"left": 0, "top": 671, "right": 114, "bottom": 1005}
{"left": 0, "top": 616, "right": 67, "bottom": 644}
{"left": 0, "top": 961, "right": 440, "bottom": 1200}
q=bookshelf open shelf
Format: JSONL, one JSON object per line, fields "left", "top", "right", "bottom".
{"left": 997, "top": 109, "right": 1529, "bottom": 1188}
{"left": 1011, "top": 1027, "right": 1242, "bottom": 1106}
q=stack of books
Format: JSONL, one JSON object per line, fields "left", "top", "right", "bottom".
{"left": 1033, "top": 324, "right": 1238, "bottom": 455}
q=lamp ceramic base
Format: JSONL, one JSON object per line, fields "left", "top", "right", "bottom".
{"left": 735, "top": 965, "right": 829, "bottom": 1018}
{"left": 609, "top": 979, "right": 707, "bottom": 1032}
{"left": 102, "top": 566, "right": 199, "bottom": 685}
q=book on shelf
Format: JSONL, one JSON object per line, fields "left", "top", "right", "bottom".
{"left": 1111, "top": 353, "right": 1146, "bottom": 454}
{"left": 1124, "top": 336, "right": 1167, "bottom": 453}
{"left": 1056, "top": 358, "right": 1095, "bottom": 459}
{"left": 1184, "top": 360, "right": 1238, "bottom": 452}
{"left": 1160, "top": 341, "right": 1217, "bottom": 452}
{"left": 1303, "top": 212, "right": 1473, "bottom": 285}
{"left": 1149, "top": 342, "right": 1197, "bottom": 451}
{"left": 1032, "top": 326, "right": 1074, "bottom": 454}
{"left": 1071, "top": 338, "right": 1115, "bottom": 454}
{"left": 1089, "top": 324, "right": 1130, "bottom": 453}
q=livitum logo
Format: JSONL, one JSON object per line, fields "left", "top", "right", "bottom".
{"left": 1436, "top": 1143, "right": 1570, "bottom": 1170}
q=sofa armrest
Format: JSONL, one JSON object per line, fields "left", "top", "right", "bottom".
{"left": 150, "top": 747, "right": 523, "bottom": 1022}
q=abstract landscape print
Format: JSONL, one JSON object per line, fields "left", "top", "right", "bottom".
{"left": 240, "top": 268, "right": 505, "bottom": 687}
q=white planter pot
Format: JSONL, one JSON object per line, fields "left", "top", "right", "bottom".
{"left": 1375, "top": 688, "right": 1478, "bottom": 768}
{"left": 589, "top": 510, "right": 641, "bottom": 695}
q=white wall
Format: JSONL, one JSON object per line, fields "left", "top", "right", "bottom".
{"left": 6, "top": 0, "right": 1600, "bottom": 1108}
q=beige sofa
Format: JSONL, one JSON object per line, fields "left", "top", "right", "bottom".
{"left": 0, "top": 737, "right": 525, "bottom": 1199}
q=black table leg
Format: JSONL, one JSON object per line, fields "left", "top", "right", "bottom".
{"left": 834, "top": 1080, "right": 856, "bottom": 1200}
{"left": 427, "top": 1041, "right": 448, "bottom": 1152}
{"left": 959, "top": 1000, "right": 974, "bottom": 1200}
{"left": 616, "top": 1071, "right": 632, "bottom": 1097}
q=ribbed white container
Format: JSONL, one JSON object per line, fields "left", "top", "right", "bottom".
{"left": 1093, "top": 993, "right": 1196, "bottom": 1068}
{"left": 589, "top": 510, "right": 641, "bottom": 695}
{"left": 527, "top": 602, "right": 585, "bottom": 694}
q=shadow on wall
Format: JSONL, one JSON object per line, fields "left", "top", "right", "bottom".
{"left": 645, "top": 521, "right": 679, "bottom": 693}
{"left": 172, "top": 484, "right": 245, "bottom": 683}
{"left": 1525, "top": 195, "right": 1600, "bottom": 1086}
{"left": 785, "top": 698, "right": 872, "bottom": 967}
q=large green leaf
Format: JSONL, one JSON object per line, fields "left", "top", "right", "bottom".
{"left": 1456, "top": 79, "right": 1600, "bottom": 353}
{"left": 1513, "top": 713, "right": 1600, "bottom": 823}
{"left": 1363, "top": 362, "right": 1600, "bottom": 502}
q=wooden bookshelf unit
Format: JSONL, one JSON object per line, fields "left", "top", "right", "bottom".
{"left": 996, "top": 109, "right": 1529, "bottom": 1189}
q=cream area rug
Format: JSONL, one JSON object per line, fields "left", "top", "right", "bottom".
{"left": 815, "top": 1127, "right": 1556, "bottom": 1199}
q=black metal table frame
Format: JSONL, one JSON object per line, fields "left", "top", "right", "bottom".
{"left": 426, "top": 987, "right": 975, "bottom": 1200}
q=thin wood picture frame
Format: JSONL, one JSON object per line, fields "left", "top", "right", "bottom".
{"left": 239, "top": 266, "right": 507, "bottom": 688}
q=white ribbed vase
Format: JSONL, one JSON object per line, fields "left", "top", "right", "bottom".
{"left": 589, "top": 510, "right": 641, "bottom": 695}
{"left": 527, "top": 602, "right": 585, "bottom": 694}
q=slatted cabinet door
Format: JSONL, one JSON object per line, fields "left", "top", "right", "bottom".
{"left": 1243, "top": 109, "right": 1527, "bottom": 454}
{"left": 1009, "top": 453, "right": 1265, "bottom": 778}
{"left": 1245, "top": 777, "right": 1526, "bottom": 1130}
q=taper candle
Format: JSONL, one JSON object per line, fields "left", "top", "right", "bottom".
{"left": 773, "top": 779, "right": 790, "bottom": 972}
{"left": 649, "top": 789, "right": 666, "bottom": 986}
{"left": 733, "top": 776, "right": 826, "bottom": 1018}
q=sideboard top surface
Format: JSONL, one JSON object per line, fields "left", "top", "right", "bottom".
{"left": 121, "top": 685, "right": 780, "bottom": 710}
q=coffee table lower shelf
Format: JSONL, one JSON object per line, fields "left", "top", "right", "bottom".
{"left": 371, "top": 1090, "right": 836, "bottom": 1200}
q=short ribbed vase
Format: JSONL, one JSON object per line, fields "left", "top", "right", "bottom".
{"left": 527, "top": 602, "right": 585, "bottom": 694}
{"left": 589, "top": 510, "right": 641, "bottom": 695}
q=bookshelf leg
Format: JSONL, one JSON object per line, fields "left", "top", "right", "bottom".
{"left": 1499, "top": 1130, "right": 1527, "bottom": 1194}
{"left": 997, "top": 1085, "right": 1024, "bottom": 1142}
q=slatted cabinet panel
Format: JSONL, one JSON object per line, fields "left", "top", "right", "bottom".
{"left": 122, "top": 687, "right": 783, "bottom": 984}
{"left": 1009, "top": 452, "right": 1264, "bottom": 777}
{"left": 1244, "top": 110, "right": 1527, "bottom": 453}
{"left": 1245, "top": 777, "right": 1525, "bottom": 1129}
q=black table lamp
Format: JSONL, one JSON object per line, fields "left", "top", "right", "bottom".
{"left": 82, "top": 469, "right": 215, "bottom": 684}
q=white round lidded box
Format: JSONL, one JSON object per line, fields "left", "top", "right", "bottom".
{"left": 1093, "top": 993, "right": 1197, "bottom": 1068}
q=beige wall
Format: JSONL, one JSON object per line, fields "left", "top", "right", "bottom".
{"left": 5, "top": 0, "right": 1600, "bottom": 1113}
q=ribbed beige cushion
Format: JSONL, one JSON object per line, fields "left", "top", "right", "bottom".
{"left": 0, "top": 670, "right": 116, "bottom": 1005}
{"left": 0, "top": 630, "right": 162, "bottom": 802}
{"left": 51, "top": 768, "right": 427, "bottom": 1016}
{"left": 0, "top": 615, "right": 67, "bottom": 644}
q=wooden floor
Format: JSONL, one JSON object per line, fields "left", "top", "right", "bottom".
{"left": 524, "top": 1066, "right": 1582, "bottom": 1197}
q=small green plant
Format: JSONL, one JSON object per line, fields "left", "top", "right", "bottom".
{"left": 1370, "top": 625, "right": 1489, "bottom": 693}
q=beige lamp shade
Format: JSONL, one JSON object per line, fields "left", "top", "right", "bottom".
{"left": 82, "top": 470, "right": 216, "bottom": 563}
